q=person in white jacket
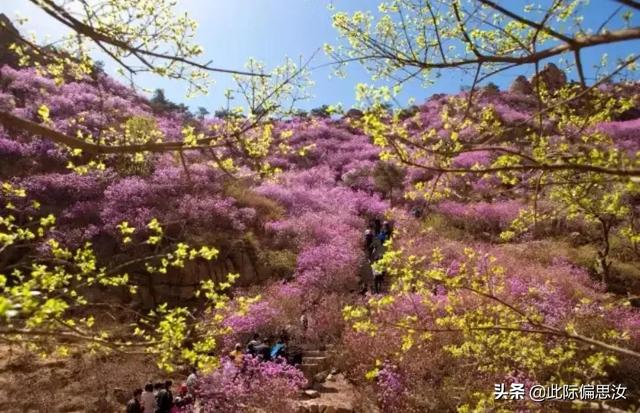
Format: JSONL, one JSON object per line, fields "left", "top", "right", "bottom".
{"left": 140, "top": 383, "right": 156, "bottom": 413}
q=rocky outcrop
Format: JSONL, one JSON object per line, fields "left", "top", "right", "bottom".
{"left": 531, "top": 63, "right": 567, "bottom": 92}
{"left": 0, "top": 14, "right": 22, "bottom": 68}
{"left": 509, "top": 75, "right": 534, "bottom": 95}
{"left": 615, "top": 106, "right": 640, "bottom": 121}
{"left": 478, "top": 82, "right": 500, "bottom": 98}
{"left": 343, "top": 108, "right": 363, "bottom": 120}
{"left": 133, "top": 243, "right": 265, "bottom": 308}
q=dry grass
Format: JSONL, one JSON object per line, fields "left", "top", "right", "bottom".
{"left": 0, "top": 345, "right": 166, "bottom": 413}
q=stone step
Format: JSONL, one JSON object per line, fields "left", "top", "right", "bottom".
{"left": 302, "top": 356, "right": 327, "bottom": 365}
{"left": 299, "top": 363, "right": 322, "bottom": 380}
{"left": 296, "top": 373, "right": 356, "bottom": 413}
{"left": 297, "top": 404, "right": 353, "bottom": 413}
{"left": 302, "top": 350, "right": 325, "bottom": 357}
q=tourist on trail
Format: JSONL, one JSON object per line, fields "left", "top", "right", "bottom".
{"left": 126, "top": 388, "right": 143, "bottom": 413}
{"left": 173, "top": 384, "right": 193, "bottom": 409}
{"left": 153, "top": 382, "right": 164, "bottom": 397}
{"left": 384, "top": 221, "right": 393, "bottom": 239}
{"left": 280, "top": 326, "right": 291, "bottom": 342}
{"left": 378, "top": 221, "right": 392, "bottom": 242}
{"left": 246, "top": 333, "right": 261, "bottom": 355}
{"left": 270, "top": 338, "right": 286, "bottom": 359}
{"left": 373, "top": 218, "right": 382, "bottom": 236}
{"left": 300, "top": 311, "right": 309, "bottom": 336}
{"left": 141, "top": 383, "right": 156, "bottom": 413}
{"left": 364, "top": 228, "right": 374, "bottom": 256}
{"left": 155, "top": 380, "right": 174, "bottom": 413}
{"left": 186, "top": 368, "right": 198, "bottom": 397}
{"left": 230, "top": 343, "right": 244, "bottom": 367}
{"left": 359, "top": 280, "right": 368, "bottom": 296}
{"left": 254, "top": 337, "right": 272, "bottom": 361}
{"left": 287, "top": 343, "right": 304, "bottom": 365}
{"left": 372, "top": 265, "right": 384, "bottom": 294}
{"left": 370, "top": 236, "right": 383, "bottom": 262}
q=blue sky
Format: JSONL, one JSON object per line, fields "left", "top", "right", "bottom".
{"left": 2, "top": 1, "right": 639, "bottom": 113}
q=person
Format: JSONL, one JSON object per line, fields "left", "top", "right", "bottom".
{"left": 286, "top": 344, "right": 303, "bottom": 365}
{"left": 254, "top": 337, "right": 271, "bottom": 361}
{"left": 153, "top": 382, "right": 164, "bottom": 397}
{"left": 280, "top": 326, "right": 291, "bottom": 343}
{"left": 300, "top": 312, "right": 309, "bottom": 336}
{"left": 185, "top": 368, "right": 198, "bottom": 397}
{"left": 230, "top": 343, "right": 244, "bottom": 367}
{"left": 126, "top": 388, "right": 143, "bottom": 413}
{"left": 246, "top": 334, "right": 261, "bottom": 355}
{"left": 383, "top": 221, "right": 393, "bottom": 239}
{"left": 378, "top": 221, "right": 392, "bottom": 243}
{"left": 141, "top": 383, "right": 156, "bottom": 413}
{"left": 364, "top": 229, "right": 374, "bottom": 256}
{"left": 372, "top": 265, "right": 384, "bottom": 294}
{"left": 370, "top": 236, "right": 383, "bottom": 262}
{"left": 173, "top": 384, "right": 193, "bottom": 408}
{"left": 270, "top": 338, "right": 286, "bottom": 359}
{"left": 373, "top": 218, "right": 382, "bottom": 236}
{"left": 155, "top": 380, "right": 173, "bottom": 413}
{"left": 359, "top": 280, "right": 368, "bottom": 296}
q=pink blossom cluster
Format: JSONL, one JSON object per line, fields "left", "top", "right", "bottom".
{"left": 436, "top": 200, "right": 524, "bottom": 231}
{"left": 194, "top": 357, "right": 306, "bottom": 413}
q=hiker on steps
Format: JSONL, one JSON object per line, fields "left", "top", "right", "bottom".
{"left": 379, "top": 221, "right": 393, "bottom": 242}
{"left": 300, "top": 311, "right": 309, "bottom": 338}
{"left": 373, "top": 218, "right": 382, "bottom": 236}
{"left": 270, "top": 338, "right": 287, "bottom": 359}
{"left": 364, "top": 228, "right": 374, "bottom": 259}
{"left": 370, "top": 236, "right": 383, "bottom": 262}
{"left": 372, "top": 265, "right": 385, "bottom": 294}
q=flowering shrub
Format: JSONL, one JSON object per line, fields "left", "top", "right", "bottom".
{"left": 4, "top": 62, "right": 640, "bottom": 412}
{"left": 436, "top": 200, "right": 524, "bottom": 234}
{"left": 340, "top": 212, "right": 640, "bottom": 411}
{"left": 194, "top": 357, "right": 306, "bottom": 413}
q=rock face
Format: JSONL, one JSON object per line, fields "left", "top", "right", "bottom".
{"left": 509, "top": 75, "right": 534, "bottom": 95}
{"left": 0, "top": 14, "right": 22, "bottom": 68}
{"left": 531, "top": 63, "right": 567, "bottom": 92}
{"left": 343, "top": 108, "right": 363, "bottom": 120}
{"left": 479, "top": 82, "right": 500, "bottom": 98}
{"left": 615, "top": 106, "right": 640, "bottom": 121}
{"left": 134, "top": 242, "right": 265, "bottom": 308}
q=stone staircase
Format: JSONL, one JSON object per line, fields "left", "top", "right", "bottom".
{"left": 298, "top": 344, "right": 333, "bottom": 383}
{"left": 296, "top": 344, "right": 357, "bottom": 413}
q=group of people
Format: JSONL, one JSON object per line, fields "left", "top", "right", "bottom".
{"left": 125, "top": 369, "right": 198, "bottom": 413}
{"left": 229, "top": 329, "right": 304, "bottom": 368}
{"left": 364, "top": 218, "right": 393, "bottom": 293}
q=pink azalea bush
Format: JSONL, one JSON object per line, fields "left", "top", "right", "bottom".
{"left": 340, "top": 212, "right": 640, "bottom": 411}
{"left": 435, "top": 199, "right": 524, "bottom": 233}
{"left": 193, "top": 357, "right": 306, "bottom": 413}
